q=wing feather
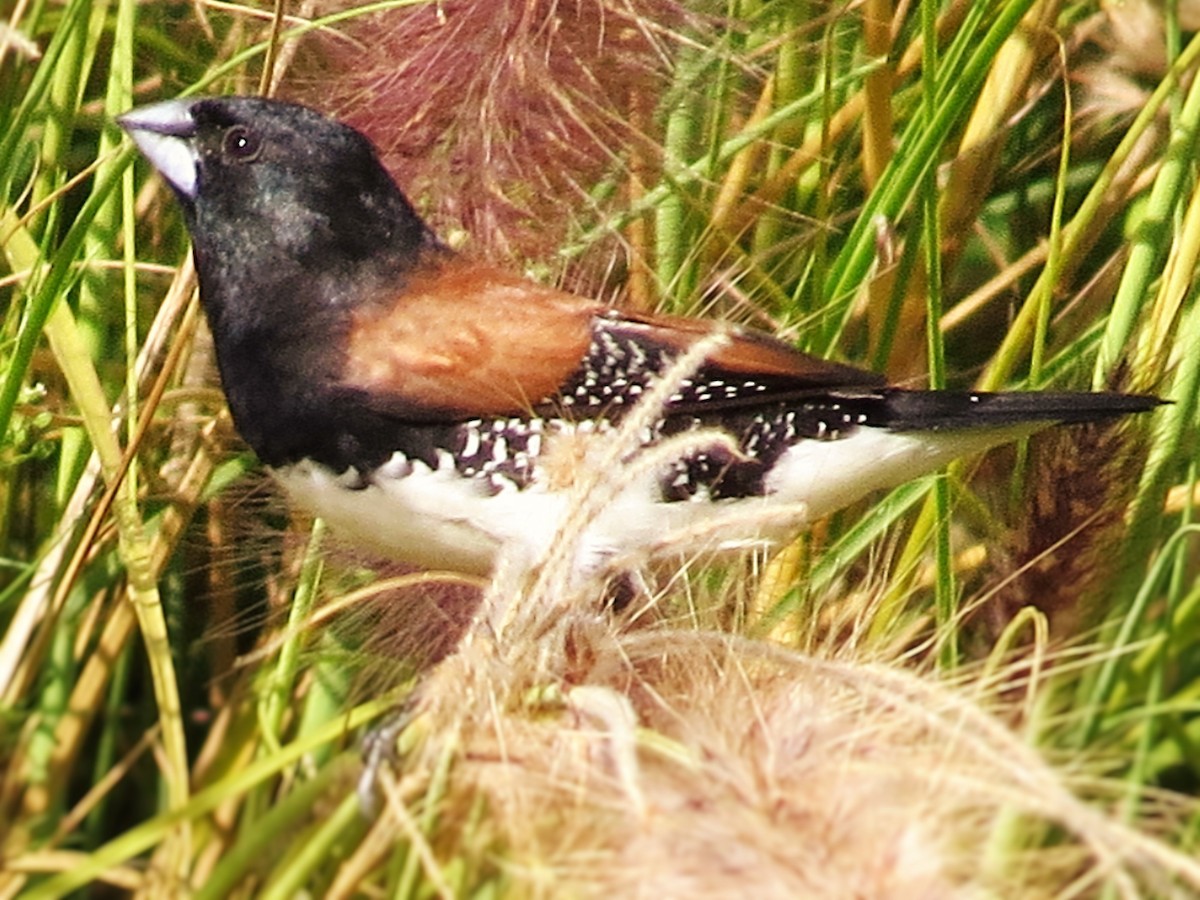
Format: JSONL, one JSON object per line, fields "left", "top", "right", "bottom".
{"left": 341, "top": 260, "right": 886, "bottom": 422}
{"left": 343, "top": 263, "right": 600, "bottom": 419}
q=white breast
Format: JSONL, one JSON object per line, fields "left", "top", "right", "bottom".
{"left": 274, "top": 451, "right": 568, "bottom": 575}
{"left": 273, "top": 449, "right": 754, "bottom": 579}
{"left": 273, "top": 422, "right": 1037, "bottom": 579}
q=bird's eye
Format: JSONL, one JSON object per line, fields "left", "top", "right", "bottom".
{"left": 222, "top": 125, "right": 262, "bottom": 162}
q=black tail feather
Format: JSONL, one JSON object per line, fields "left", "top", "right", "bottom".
{"left": 874, "top": 389, "right": 1165, "bottom": 432}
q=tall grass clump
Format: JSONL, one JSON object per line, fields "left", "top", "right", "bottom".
{"left": 2, "top": 1, "right": 1199, "bottom": 896}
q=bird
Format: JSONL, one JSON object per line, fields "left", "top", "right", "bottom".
{"left": 118, "top": 96, "right": 1160, "bottom": 582}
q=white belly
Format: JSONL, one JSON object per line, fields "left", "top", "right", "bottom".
{"left": 273, "top": 422, "right": 1036, "bottom": 578}
{"left": 274, "top": 452, "right": 566, "bottom": 575}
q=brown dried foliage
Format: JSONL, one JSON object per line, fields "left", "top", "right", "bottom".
{"left": 288, "top": 0, "right": 703, "bottom": 264}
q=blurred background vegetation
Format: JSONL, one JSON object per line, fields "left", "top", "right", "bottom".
{"left": 1, "top": 0, "right": 1199, "bottom": 895}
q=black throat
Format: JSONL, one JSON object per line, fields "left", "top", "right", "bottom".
{"left": 188, "top": 165, "right": 446, "bottom": 472}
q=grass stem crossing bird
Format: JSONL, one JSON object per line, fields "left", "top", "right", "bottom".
{"left": 119, "top": 96, "right": 1161, "bottom": 580}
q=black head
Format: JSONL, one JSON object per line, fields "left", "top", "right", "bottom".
{"left": 119, "top": 96, "right": 438, "bottom": 316}
{"left": 119, "top": 96, "right": 444, "bottom": 468}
